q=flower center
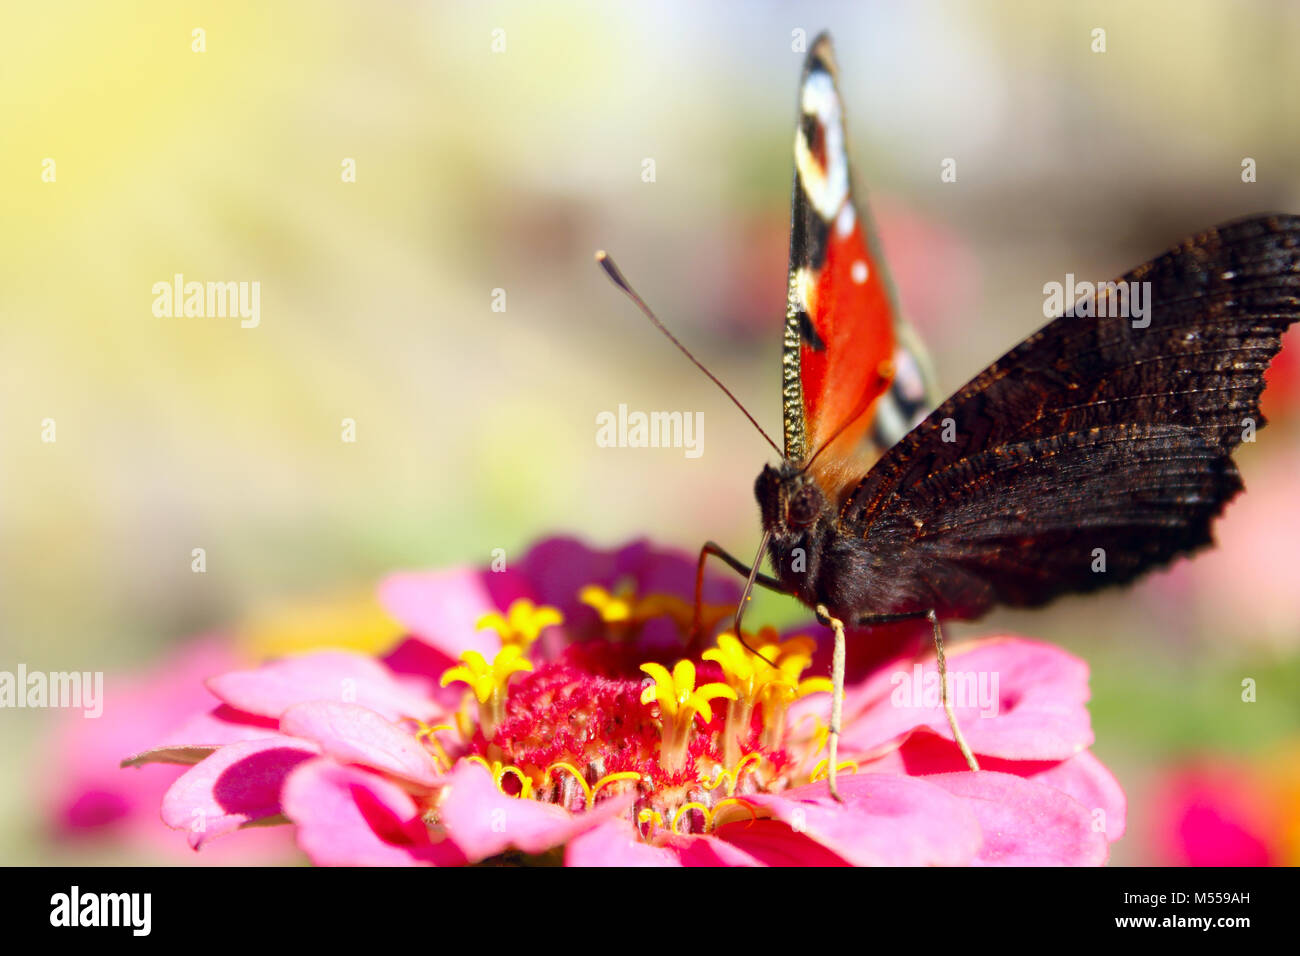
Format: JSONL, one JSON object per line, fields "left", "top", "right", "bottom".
{"left": 436, "top": 594, "right": 839, "bottom": 836}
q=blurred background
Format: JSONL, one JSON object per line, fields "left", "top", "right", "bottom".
{"left": 2, "top": 0, "right": 1298, "bottom": 865}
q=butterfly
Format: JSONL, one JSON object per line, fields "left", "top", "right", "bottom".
{"left": 600, "top": 32, "right": 1300, "bottom": 799}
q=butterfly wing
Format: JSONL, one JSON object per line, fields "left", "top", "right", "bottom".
{"left": 838, "top": 214, "right": 1300, "bottom": 620}
{"left": 781, "top": 33, "right": 938, "bottom": 483}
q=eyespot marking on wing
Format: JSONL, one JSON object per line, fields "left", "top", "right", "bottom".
{"left": 794, "top": 69, "right": 849, "bottom": 222}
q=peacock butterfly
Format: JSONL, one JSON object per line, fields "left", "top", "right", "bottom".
{"left": 600, "top": 32, "right": 1300, "bottom": 799}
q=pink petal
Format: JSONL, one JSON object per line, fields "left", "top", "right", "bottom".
{"left": 282, "top": 758, "right": 464, "bottom": 866}
{"left": 43, "top": 637, "right": 301, "bottom": 863}
{"left": 53, "top": 638, "right": 246, "bottom": 803}
{"left": 520, "top": 538, "right": 625, "bottom": 620}
{"left": 714, "top": 819, "right": 851, "bottom": 866}
{"left": 279, "top": 701, "right": 439, "bottom": 788}
{"left": 378, "top": 568, "right": 512, "bottom": 661}
{"left": 663, "top": 833, "right": 766, "bottom": 866}
{"left": 860, "top": 732, "right": 1127, "bottom": 843}
{"left": 1020, "top": 751, "right": 1126, "bottom": 843}
{"left": 565, "top": 820, "right": 681, "bottom": 867}
{"left": 791, "top": 617, "right": 929, "bottom": 686}
{"left": 63, "top": 788, "right": 133, "bottom": 830}
{"left": 563, "top": 821, "right": 762, "bottom": 867}
{"left": 744, "top": 774, "right": 982, "bottom": 866}
{"left": 438, "top": 761, "right": 632, "bottom": 862}
{"left": 123, "top": 705, "right": 282, "bottom": 768}
{"left": 161, "top": 737, "right": 320, "bottom": 848}
{"left": 207, "top": 651, "right": 436, "bottom": 723}
{"left": 608, "top": 538, "right": 742, "bottom": 606}
{"left": 381, "top": 637, "right": 464, "bottom": 711}
{"left": 834, "top": 637, "right": 1093, "bottom": 761}
{"left": 521, "top": 537, "right": 741, "bottom": 647}
{"left": 925, "top": 770, "right": 1110, "bottom": 866}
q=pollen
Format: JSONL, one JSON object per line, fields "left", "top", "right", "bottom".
{"left": 475, "top": 598, "right": 563, "bottom": 649}
{"left": 580, "top": 584, "right": 693, "bottom": 632}
{"left": 415, "top": 722, "right": 456, "bottom": 772}
{"left": 705, "top": 630, "right": 831, "bottom": 763}
{"left": 640, "top": 659, "right": 736, "bottom": 775}
{"left": 639, "top": 659, "right": 735, "bottom": 724}
{"left": 442, "top": 580, "right": 845, "bottom": 840}
{"left": 440, "top": 645, "right": 533, "bottom": 737}
{"left": 466, "top": 755, "right": 535, "bottom": 798}
{"left": 759, "top": 636, "right": 833, "bottom": 751}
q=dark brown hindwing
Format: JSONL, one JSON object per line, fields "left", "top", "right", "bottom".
{"left": 837, "top": 214, "right": 1300, "bottom": 619}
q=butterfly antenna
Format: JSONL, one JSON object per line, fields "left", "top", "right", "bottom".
{"left": 732, "top": 531, "right": 779, "bottom": 669}
{"left": 596, "top": 251, "right": 782, "bottom": 456}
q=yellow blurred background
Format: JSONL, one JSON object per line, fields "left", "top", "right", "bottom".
{"left": 2, "top": 0, "right": 1298, "bottom": 864}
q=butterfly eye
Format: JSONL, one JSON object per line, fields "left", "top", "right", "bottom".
{"left": 787, "top": 486, "right": 823, "bottom": 528}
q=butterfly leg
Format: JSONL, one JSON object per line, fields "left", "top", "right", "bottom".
{"left": 814, "top": 603, "right": 847, "bottom": 803}
{"left": 853, "top": 610, "right": 981, "bottom": 773}
{"left": 692, "top": 540, "right": 787, "bottom": 637}
{"left": 928, "top": 609, "right": 980, "bottom": 772}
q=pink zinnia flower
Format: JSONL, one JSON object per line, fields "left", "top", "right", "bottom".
{"left": 128, "top": 537, "right": 1125, "bottom": 866}
{"left": 47, "top": 589, "right": 400, "bottom": 864}
{"left": 46, "top": 638, "right": 299, "bottom": 864}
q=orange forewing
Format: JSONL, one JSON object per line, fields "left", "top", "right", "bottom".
{"left": 781, "top": 34, "right": 932, "bottom": 492}
{"left": 801, "top": 211, "right": 898, "bottom": 465}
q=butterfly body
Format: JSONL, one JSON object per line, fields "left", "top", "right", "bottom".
{"left": 754, "top": 461, "right": 896, "bottom": 621}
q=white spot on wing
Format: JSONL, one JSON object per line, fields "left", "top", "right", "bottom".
{"left": 794, "top": 267, "right": 815, "bottom": 311}
{"left": 851, "top": 260, "right": 868, "bottom": 284}
{"left": 836, "top": 204, "right": 856, "bottom": 238}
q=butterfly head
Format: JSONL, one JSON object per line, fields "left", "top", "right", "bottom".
{"left": 756, "top": 462, "right": 828, "bottom": 539}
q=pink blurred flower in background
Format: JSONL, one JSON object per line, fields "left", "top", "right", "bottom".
{"left": 1147, "top": 444, "right": 1300, "bottom": 650}
{"left": 1261, "top": 324, "right": 1300, "bottom": 423}
{"left": 126, "top": 537, "right": 1125, "bottom": 866}
{"left": 45, "top": 639, "right": 300, "bottom": 864}
{"left": 44, "top": 589, "right": 401, "bottom": 864}
{"left": 1145, "top": 748, "right": 1300, "bottom": 866}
